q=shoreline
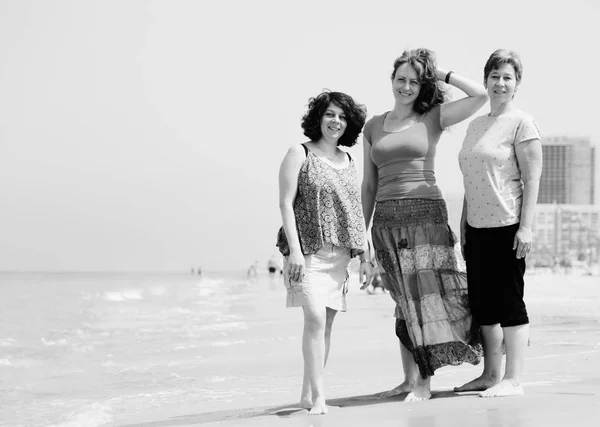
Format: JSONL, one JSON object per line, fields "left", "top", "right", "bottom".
{"left": 116, "top": 274, "right": 600, "bottom": 426}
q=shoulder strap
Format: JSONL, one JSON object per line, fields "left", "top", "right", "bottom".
{"left": 346, "top": 152, "right": 352, "bottom": 161}
{"left": 301, "top": 143, "right": 309, "bottom": 157}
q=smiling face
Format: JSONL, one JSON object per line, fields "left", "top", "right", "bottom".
{"left": 392, "top": 63, "right": 421, "bottom": 106}
{"left": 320, "top": 103, "right": 347, "bottom": 141}
{"left": 485, "top": 63, "right": 519, "bottom": 103}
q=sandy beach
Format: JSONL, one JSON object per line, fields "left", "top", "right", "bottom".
{"left": 109, "top": 272, "right": 600, "bottom": 427}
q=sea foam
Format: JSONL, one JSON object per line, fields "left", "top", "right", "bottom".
{"left": 103, "top": 289, "right": 144, "bottom": 301}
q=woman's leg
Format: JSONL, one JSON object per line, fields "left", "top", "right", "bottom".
{"left": 480, "top": 323, "right": 528, "bottom": 397}
{"left": 300, "top": 307, "right": 337, "bottom": 408}
{"left": 380, "top": 339, "right": 418, "bottom": 398}
{"left": 300, "top": 304, "right": 328, "bottom": 415}
{"left": 324, "top": 307, "right": 338, "bottom": 366}
{"left": 382, "top": 336, "right": 431, "bottom": 402}
{"left": 480, "top": 224, "right": 528, "bottom": 397}
{"left": 405, "top": 373, "right": 432, "bottom": 402}
{"left": 455, "top": 324, "right": 504, "bottom": 392}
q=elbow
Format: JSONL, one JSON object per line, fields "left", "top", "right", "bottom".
{"left": 522, "top": 177, "right": 541, "bottom": 187}
{"left": 362, "top": 182, "right": 377, "bottom": 198}
{"left": 475, "top": 91, "right": 489, "bottom": 106}
{"left": 279, "top": 200, "right": 293, "bottom": 213}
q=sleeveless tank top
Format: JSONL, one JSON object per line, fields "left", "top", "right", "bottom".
{"left": 276, "top": 145, "right": 366, "bottom": 257}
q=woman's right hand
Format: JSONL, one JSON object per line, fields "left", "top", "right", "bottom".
{"left": 460, "top": 218, "right": 467, "bottom": 259}
{"left": 460, "top": 198, "right": 468, "bottom": 259}
{"left": 286, "top": 251, "right": 305, "bottom": 282}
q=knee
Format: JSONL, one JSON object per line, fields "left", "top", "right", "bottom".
{"left": 304, "top": 315, "right": 326, "bottom": 334}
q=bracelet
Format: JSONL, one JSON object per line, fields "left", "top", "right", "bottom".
{"left": 445, "top": 71, "right": 454, "bottom": 84}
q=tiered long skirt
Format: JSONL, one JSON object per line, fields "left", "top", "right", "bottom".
{"left": 372, "top": 198, "right": 482, "bottom": 379}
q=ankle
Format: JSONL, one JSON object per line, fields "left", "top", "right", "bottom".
{"left": 404, "top": 378, "right": 417, "bottom": 387}
{"left": 501, "top": 376, "right": 521, "bottom": 386}
{"left": 482, "top": 371, "right": 502, "bottom": 383}
{"left": 312, "top": 394, "right": 326, "bottom": 403}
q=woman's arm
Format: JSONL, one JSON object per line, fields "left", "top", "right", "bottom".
{"left": 513, "top": 138, "right": 543, "bottom": 259}
{"left": 359, "top": 135, "right": 377, "bottom": 289}
{"left": 460, "top": 196, "right": 468, "bottom": 259}
{"left": 279, "top": 145, "right": 307, "bottom": 281}
{"left": 361, "top": 135, "right": 378, "bottom": 232}
{"left": 436, "top": 68, "right": 489, "bottom": 129}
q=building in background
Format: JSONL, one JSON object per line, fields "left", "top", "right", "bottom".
{"left": 529, "top": 136, "right": 598, "bottom": 269}
{"left": 539, "top": 136, "right": 595, "bottom": 204}
{"left": 530, "top": 204, "right": 600, "bottom": 268}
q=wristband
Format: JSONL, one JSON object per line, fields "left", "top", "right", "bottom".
{"left": 360, "top": 259, "right": 374, "bottom": 267}
{"left": 445, "top": 71, "right": 454, "bottom": 84}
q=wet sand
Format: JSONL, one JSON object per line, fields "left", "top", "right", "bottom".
{"left": 120, "top": 273, "right": 600, "bottom": 427}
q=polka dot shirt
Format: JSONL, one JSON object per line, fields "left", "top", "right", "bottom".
{"left": 458, "top": 109, "right": 541, "bottom": 228}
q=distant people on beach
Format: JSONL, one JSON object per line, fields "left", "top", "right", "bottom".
{"left": 361, "top": 48, "right": 487, "bottom": 401}
{"left": 454, "top": 49, "right": 543, "bottom": 398}
{"left": 277, "top": 90, "right": 372, "bottom": 415}
{"left": 267, "top": 254, "right": 283, "bottom": 275}
{"left": 247, "top": 260, "right": 260, "bottom": 277}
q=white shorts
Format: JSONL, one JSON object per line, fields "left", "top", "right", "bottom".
{"left": 283, "top": 243, "right": 351, "bottom": 312}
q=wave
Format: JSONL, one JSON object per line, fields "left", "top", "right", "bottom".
{"left": 170, "top": 307, "right": 194, "bottom": 314}
{"left": 198, "top": 278, "right": 225, "bottom": 287}
{"left": 0, "top": 337, "right": 18, "bottom": 347}
{"left": 210, "top": 339, "right": 246, "bottom": 347}
{"left": 41, "top": 337, "right": 69, "bottom": 346}
{"left": 102, "top": 289, "right": 144, "bottom": 301}
{"left": 0, "top": 356, "right": 42, "bottom": 368}
{"left": 206, "top": 375, "right": 237, "bottom": 383}
{"left": 197, "top": 321, "right": 248, "bottom": 333}
{"left": 49, "top": 402, "right": 113, "bottom": 427}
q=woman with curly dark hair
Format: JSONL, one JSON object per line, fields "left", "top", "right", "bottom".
{"left": 361, "top": 48, "right": 488, "bottom": 401}
{"left": 277, "top": 90, "right": 372, "bottom": 415}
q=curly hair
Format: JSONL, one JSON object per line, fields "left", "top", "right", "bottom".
{"left": 301, "top": 91, "right": 367, "bottom": 147}
{"left": 484, "top": 49, "right": 523, "bottom": 83}
{"left": 390, "top": 48, "right": 446, "bottom": 115}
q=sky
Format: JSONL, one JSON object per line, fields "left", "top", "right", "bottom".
{"left": 1, "top": 0, "right": 599, "bottom": 272}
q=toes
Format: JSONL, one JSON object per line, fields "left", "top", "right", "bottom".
{"left": 404, "top": 391, "right": 431, "bottom": 402}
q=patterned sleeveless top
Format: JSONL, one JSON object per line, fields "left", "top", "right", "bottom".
{"left": 277, "top": 145, "right": 366, "bottom": 257}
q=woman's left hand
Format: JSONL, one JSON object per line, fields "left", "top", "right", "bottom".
{"left": 513, "top": 226, "right": 533, "bottom": 259}
{"left": 359, "top": 262, "right": 374, "bottom": 290}
{"left": 435, "top": 67, "right": 448, "bottom": 81}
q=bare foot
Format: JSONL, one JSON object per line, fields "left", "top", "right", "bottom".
{"left": 300, "top": 378, "right": 312, "bottom": 408}
{"left": 454, "top": 375, "right": 499, "bottom": 392}
{"left": 379, "top": 381, "right": 414, "bottom": 399}
{"left": 404, "top": 378, "right": 431, "bottom": 402}
{"left": 308, "top": 397, "right": 328, "bottom": 415}
{"left": 479, "top": 380, "right": 524, "bottom": 398}
{"left": 404, "top": 390, "right": 431, "bottom": 402}
{"left": 299, "top": 397, "right": 312, "bottom": 409}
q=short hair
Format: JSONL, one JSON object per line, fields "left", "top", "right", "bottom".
{"left": 484, "top": 49, "right": 523, "bottom": 83}
{"left": 301, "top": 91, "right": 367, "bottom": 147}
{"left": 390, "top": 48, "right": 446, "bottom": 115}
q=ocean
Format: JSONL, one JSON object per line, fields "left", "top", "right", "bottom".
{"left": 0, "top": 270, "right": 316, "bottom": 427}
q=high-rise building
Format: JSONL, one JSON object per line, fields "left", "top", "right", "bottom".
{"left": 530, "top": 136, "right": 598, "bottom": 268}
{"left": 539, "top": 136, "right": 595, "bottom": 204}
